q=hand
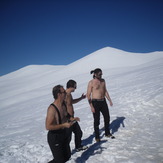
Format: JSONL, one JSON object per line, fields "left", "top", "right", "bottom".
{"left": 81, "top": 93, "right": 86, "bottom": 99}
{"left": 63, "top": 122, "right": 72, "bottom": 128}
{"left": 69, "top": 120, "right": 76, "bottom": 125}
{"left": 74, "top": 117, "right": 80, "bottom": 122}
{"left": 109, "top": 100, "right": 113, "bottom": 106}
{"left": 91, "top": 106, "right": 95, "bottom": 113}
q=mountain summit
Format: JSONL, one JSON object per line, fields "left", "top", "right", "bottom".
{"left": 63, "top": 47, "right": 163, "bottom": 74}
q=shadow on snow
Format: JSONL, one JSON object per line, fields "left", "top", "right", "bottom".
{"left": 110, "top": 116, "right": 125, "bottom": 134}
{"left": 100, "top": 116, "right": 126, "bottom": 137}
{"left": 72, "top": 116, "right": 125, "bottom": 162}
{"left": 74, "top": 140, "right": 107, "bottom": 163}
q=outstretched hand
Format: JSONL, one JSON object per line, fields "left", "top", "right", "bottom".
{"left": 81, "top": 93, "right": 86, "bottom": 99}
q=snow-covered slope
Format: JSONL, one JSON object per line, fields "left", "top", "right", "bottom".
{"left": 0, "top": 47, "right": 163, "bottom": 163}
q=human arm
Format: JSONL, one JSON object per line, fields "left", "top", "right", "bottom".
{"left": 104, "top": 81, "right": 113, "bottom": 106}
{"left": 72, "top": 93, "right": 86, "bottom": 104}
{"left": 86, "top": 81, "right": 95, "bottom": 113}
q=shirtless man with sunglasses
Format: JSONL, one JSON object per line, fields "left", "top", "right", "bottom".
{"left": 87, "top": 68, "right": 115, "bottom": 142}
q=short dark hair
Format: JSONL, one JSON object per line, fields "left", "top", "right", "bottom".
{"left": 66, "top": 80, "right": 76, "bottom": 88}
{"left": 90, "top": 68, "right": 102, "bottom": 78}
{"left": 52, "top": 85, "right": 63, "bottom": 99}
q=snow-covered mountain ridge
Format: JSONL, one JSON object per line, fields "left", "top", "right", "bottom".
{"left": 0, "top": 47, "right": 162, "bottom": 107}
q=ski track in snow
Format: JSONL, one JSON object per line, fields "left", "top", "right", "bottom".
{"left": 0, "top": 48, "right": 163, "bottom": 163}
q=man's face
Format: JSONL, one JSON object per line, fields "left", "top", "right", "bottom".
{"left": 72, "top": 84, "right": 77, "bottom": 92}
{"left": 60, "top": 87, "right": 66, "bottom": 99}
{"left": 95, "top": 71, "right": 103, "bottom": 79}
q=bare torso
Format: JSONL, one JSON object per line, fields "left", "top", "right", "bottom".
{"left": 90, "top": 78, "right": 106, "bottom": 99}
{"left": 52, "top": 103, "right": 68, "bottom": 125}
{"left": 65, "top": 93, "right": 74, "bottom": 116}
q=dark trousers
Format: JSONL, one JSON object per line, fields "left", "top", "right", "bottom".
{"left": 47, "top": 129, "right": 71, "bottom": 163}
{"left": 92, "top": 99, "right": 110, "bottom": 139}
{"left": 71, "top": 122, "right": 83, "bottom": 149}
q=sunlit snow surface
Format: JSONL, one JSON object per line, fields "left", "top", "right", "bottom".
{"left": 0, "top": 47, "right": 163, "bottom": 163}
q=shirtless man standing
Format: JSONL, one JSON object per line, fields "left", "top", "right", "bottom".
{"left": 66, "top": 80, "right": 88, "bottom": 151}
{"left": 46, "top": 85, "right": 79, "bottom": 162}
{"left": 87, "top": 68, "right": 114, "bottom": 142}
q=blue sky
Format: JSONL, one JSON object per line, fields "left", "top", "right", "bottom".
{"left": 0, "top": 0, "right": 163, "bottom": 76}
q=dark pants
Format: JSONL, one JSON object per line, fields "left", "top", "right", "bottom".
{"left": 92, "top": 99, "right": 110, "bottom": 139}
{"left": 47, "top": 129, "right": 71, "bottom": 163}
{"left": 71, "top": 122, "right": 83, "bottom": 149}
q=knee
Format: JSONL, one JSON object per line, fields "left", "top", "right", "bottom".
{"left": 104, "top": 119, "right": 110, "bottom": 124}
{"left": 94, "top": 120, "right": 100, "bottom": 126}
{"left": 78, "top": 125, "right": 83, "bottom": 136}
{"left": 79, "top": 130, "right": 83, "bottom": 137}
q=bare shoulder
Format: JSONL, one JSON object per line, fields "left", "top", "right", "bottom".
{"left": 47, "top": 104, "right": 55, "bottom": 115}
{"left": 66, "top": 93, "right": 72, "bottom": 100}
{"left": 66, "top": 92, "right": 72, "bottom": 97}
{"left": 65, "top": 93, "right": 73, "bottom": 103}
{"left": 88, "top": 79, "right": 94, "bottom": 85}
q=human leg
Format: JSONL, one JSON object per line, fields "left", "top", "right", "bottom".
{"left": 100, "top": 100, "right": 110, "bottom": 136}
{"left": 72, "top": 122, "right": 83, "bottom": 149}
{"left": 92, "top": 101, "right": 100, "bottom": 140}
{"left": 47, "top": 131, "right": 66, "bottom": 163}
{"left": 63, "top": 134, "right": 71, "bottom": 162}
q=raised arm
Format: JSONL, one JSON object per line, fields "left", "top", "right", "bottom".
{"left": 72, "top": 93, "right": 86, "bottom": 104}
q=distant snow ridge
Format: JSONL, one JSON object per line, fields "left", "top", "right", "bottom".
{"left": 1, "top": 47, "right": 163, "bottom": 78}
{"left": 65, "top": 47, "right": 163, "bottom": 74}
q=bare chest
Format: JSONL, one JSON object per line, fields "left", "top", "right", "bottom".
{"left": 54, "top": 105, "right": 68, "bottom": 124}
{"left": 93, "top": 80, "right": 104, "bottom": 90}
